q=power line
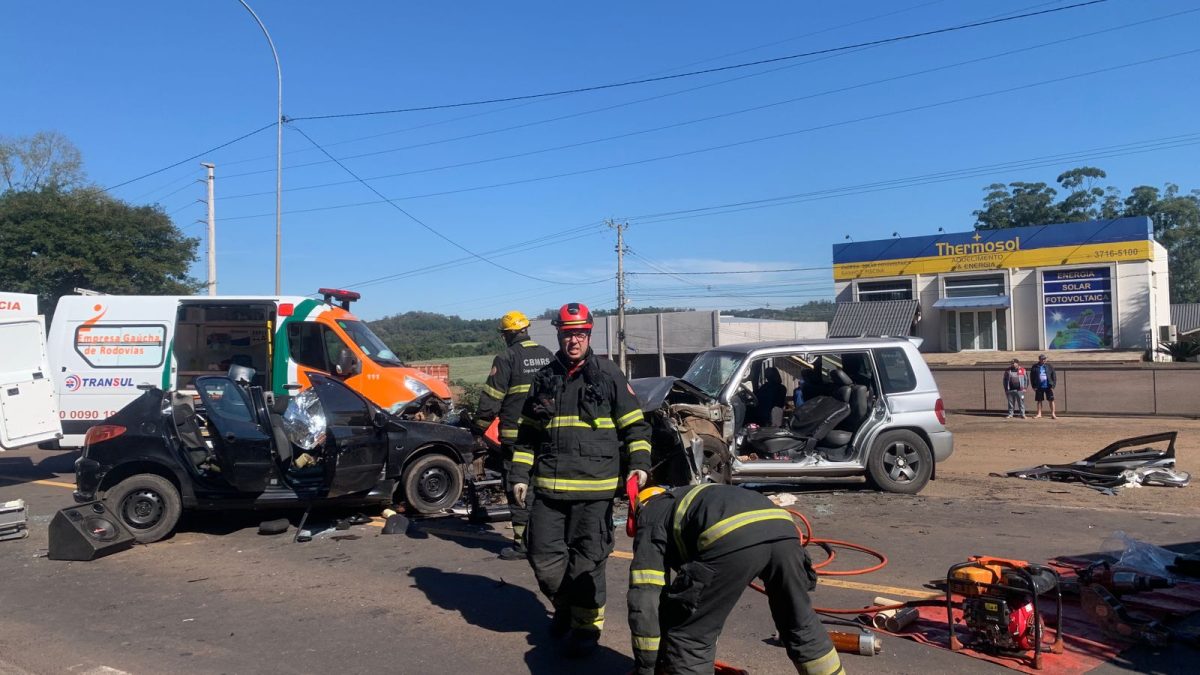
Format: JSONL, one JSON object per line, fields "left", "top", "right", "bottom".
{"left": 335, "top": 223, "right": 610, "bottom": 291}
{"left": 291, "top": 1, "right": 1109, "bottom": 122}
{"left": 213, "top": 0, "right": 955, "bottom": 174}
{"left": 622, "top": 133, "right": 1200, "bottom": 227}
{"left": 288, "top": 123, "right": 608, "bottom": 287}
{"left": 220, "top": 48, "right": 1200, "bottom": 223}
{"left": 220, "top": 5, "right": 1190, "bottom": 197}
{"left": 629, "top": 266, "right": 833, "bottom": 276}
{"left": 104, "top": 122, "right": 276, "bottom": 192}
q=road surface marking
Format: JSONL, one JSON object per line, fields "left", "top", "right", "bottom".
{"left": 11, "top": 477, "right": 941, "bottom": 599}
{"left": 0, "top": 473, "right": 76, "bottom": 489}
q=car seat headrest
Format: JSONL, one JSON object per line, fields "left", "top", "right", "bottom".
{"left": 830, "top": 369, "right": 853, "bottom": 387}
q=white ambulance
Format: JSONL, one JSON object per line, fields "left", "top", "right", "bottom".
{"left": 0, "top": 289, "right": 451, "bottom": 450}
{"left": 0, "top": 293, "right": 61, "bottom": 450}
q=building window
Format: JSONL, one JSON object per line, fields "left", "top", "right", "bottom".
{"left": 944, "top": 274, "right": 1004, "bottom": 298}
{"left": 856, "top": 279, "right": 913, "bottom": 302}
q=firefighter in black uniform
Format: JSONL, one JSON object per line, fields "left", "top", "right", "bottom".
{"left": 509, "top": 302, "right": 653, "bottom": 657}
{"left": 627, "top": 484, "right": 842, "bottom": 675}
{"left": 471, "top": 310, "right": 553, "bottom": 560}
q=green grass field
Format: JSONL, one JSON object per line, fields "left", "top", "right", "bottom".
{"left": 412, "top": 354, "right": 495, "bottom": 384}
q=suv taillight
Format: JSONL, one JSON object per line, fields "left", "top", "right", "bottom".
{"left": 934, "top": 398, "right": 946, "bottom": 425}
{"left": 84, "top": 425, "right": 127, "bottom": 446}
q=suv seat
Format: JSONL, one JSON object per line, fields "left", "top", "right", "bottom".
{"left": 744, "top": 395, "right": 849, "bottom": 458}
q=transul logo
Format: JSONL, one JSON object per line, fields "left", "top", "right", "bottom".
{"left": 64, "top": 376, "right": 135, "bottom": 390}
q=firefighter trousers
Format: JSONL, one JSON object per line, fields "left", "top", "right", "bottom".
{"left": 527, "top": 496, "right": 614, "bottom": 633}
{"left": 659, "top": 538, "right": 840, "bottom": 675}
{"left": 500, "top": 443, "right": 530, "bottom": 533}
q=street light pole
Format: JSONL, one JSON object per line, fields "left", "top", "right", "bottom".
{"left": 236, "top": 0, "right": 283, "bottom": 294}
{"left": 201, "top": 162, "right": 216, "bottom": 295}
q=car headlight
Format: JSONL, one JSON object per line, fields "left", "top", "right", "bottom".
{"left": 404, "top": 375, "right": 431, "bottom": 398}
{"left": 282, "top": 389, "right": 327, "bottom": 451}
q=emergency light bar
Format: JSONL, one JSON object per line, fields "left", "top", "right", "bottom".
{"left": 318, "top": 288, "right": 361, "bottom": 310}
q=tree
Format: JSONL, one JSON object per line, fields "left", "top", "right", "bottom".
{"left": 0, "top": 188, "right": 201, "bottom": 319}
{"left": 974, "top": 181, "right": 1061, "bottom": 230}
{"left": 971, "top": 168, "right": 1200, "bottom": 302}
{"left": 0, "top": 131, "right": 86, "bottom": 192}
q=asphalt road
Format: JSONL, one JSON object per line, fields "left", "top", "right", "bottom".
{"left": 1, "top": 442, "right": 1196, "bottom": 675}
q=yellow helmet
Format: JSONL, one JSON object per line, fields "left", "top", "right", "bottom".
{"left": 637, "top": 486, "right": 667, "bottom": 506}
{"left": 498, "top": 310, "right": 530, "bottom": 332}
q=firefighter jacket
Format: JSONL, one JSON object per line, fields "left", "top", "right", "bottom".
{"left": 627, "top": 484, "right": 799, "bottom": 669}
{"left": 509, "top": 349, "right": 652, "bottom": 501}
{"left": 473, "top": 333, "right": 553, "bottom": 444}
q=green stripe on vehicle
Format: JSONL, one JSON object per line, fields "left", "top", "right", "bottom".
{"left": 273, "top": 298, "right": 322, "bottom": 396}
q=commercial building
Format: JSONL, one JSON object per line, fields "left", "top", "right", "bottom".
{"left": 831, "top": 216, "right": 1170, "bottom": 353}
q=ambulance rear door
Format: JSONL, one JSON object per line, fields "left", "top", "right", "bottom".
{"left": 0, "top": 316, "right": 62, "bottom": 450}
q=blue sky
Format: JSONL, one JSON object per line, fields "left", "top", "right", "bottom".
{"left": 4, "top": 1, "right": 1198, "bottom": 320}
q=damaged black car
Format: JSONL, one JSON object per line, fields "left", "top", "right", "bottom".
{"left": 74, "top": 367, "right": 478, "bottom": 542}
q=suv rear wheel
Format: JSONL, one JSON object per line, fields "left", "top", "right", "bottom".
{"left": 866, "top": 430, "right": 932, "bottom": 494}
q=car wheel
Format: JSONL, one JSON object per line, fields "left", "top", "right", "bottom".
{"left": 402, "top": 454, "right": 463, "bottom": 514}
{"left": 866, "top": 430, "right": 933, "bottom": 494}
{"left": 103, "top": 473, "right": 182, "bottom": 543}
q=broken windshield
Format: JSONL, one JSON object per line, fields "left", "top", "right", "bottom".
{"left": 682, "top": 350, "right": 746, "bottom": 398}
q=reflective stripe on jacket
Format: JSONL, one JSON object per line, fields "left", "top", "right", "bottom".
{"left": 626, "top": 484, "right": 798, "bottom": 672}
{"left": 473, "top": 336, "right": 552, "bottom": 442}
{"left": 509, "top": 349, "right": 652, "bottom": 500}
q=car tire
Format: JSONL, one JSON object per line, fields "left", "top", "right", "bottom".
{"left": 866, "top": 430, "right": 933, "bottom": 494}
{"left": 402, "top": 454, "right": 463, "bottom": 514}
{"left": 103, "top": 473, "right": 182, "bottom": 543}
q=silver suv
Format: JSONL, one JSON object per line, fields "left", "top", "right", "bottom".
{"left": 632, "top": 337, "right": 952, "bottom": 494}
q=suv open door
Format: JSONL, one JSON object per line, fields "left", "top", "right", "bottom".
{"left": 0, "top": 316, "right": 62, "bottom": 450}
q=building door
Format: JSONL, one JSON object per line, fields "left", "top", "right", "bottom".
{"left": 955, "top": 310, "right": 997, "bottom": 351}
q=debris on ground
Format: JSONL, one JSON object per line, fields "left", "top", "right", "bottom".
{"left": 257, "top": 518, "right": 290, "bottom": 536}
{"left": 993, "top": 431, "right": 1191, "bottom": 494}
{"left": 1, "top": 499, "right": 29, "bottom": 542}
{"left": 768, "top": 493, "right": 799, "bottom": 507}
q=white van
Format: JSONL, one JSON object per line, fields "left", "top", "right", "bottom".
{"left": 0, "top": 289, "right": 451, "bottom": 450}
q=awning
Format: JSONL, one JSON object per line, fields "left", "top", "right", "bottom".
{"left": 932, "top": 295, "right": 1011, "bottom": 310}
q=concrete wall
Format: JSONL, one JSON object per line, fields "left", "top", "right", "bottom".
{"left": 717, "top": 319, "right": 826, "bottom": 345}
{"left": 931, "top": 363, "right": 1200, "bottom": 417}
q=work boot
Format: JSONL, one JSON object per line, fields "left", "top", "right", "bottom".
{"left": 498, "top": 542, "right": 527, "bottom": 561}
{"left": 564, "top": 629, "right": 601, "bottom": 658}
{"left": 549, "top": 609, "right": 571, "bottom": 639}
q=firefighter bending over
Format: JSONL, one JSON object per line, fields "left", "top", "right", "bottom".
{"left": 509, "top": 302, "right": 653, "bottom": 657}
{"left": 627, "top": 484, "right": 842, "bottom": 675}
{"left": 471, "top": 310, "right": 552, "bottom": 560}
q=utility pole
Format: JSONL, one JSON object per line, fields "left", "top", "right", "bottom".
{"left": 609, "top": 220, "right": 628, "bottom": 374}
{"left": 201, "top": 163, "right": 217, "bottom": 296}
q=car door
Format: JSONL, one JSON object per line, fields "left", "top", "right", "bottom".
{"left": 195, "top": 376, "right": 274, "bottom": 492}
{"left": 0, "top": 316, "right": 62, "bottom": 449}
{"left": 307, "top": 374, "right": 388, "bottom": 497}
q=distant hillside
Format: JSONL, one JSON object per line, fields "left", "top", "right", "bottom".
{"left": 367, "top": 312, "right": 504, "bottom": 362}
{"left": 724, "top": 301, "right": 836, "bottom": 323}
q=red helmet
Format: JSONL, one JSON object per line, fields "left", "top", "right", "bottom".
{"left": 552, "top": 302, "right": 593, "bottom": 331}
